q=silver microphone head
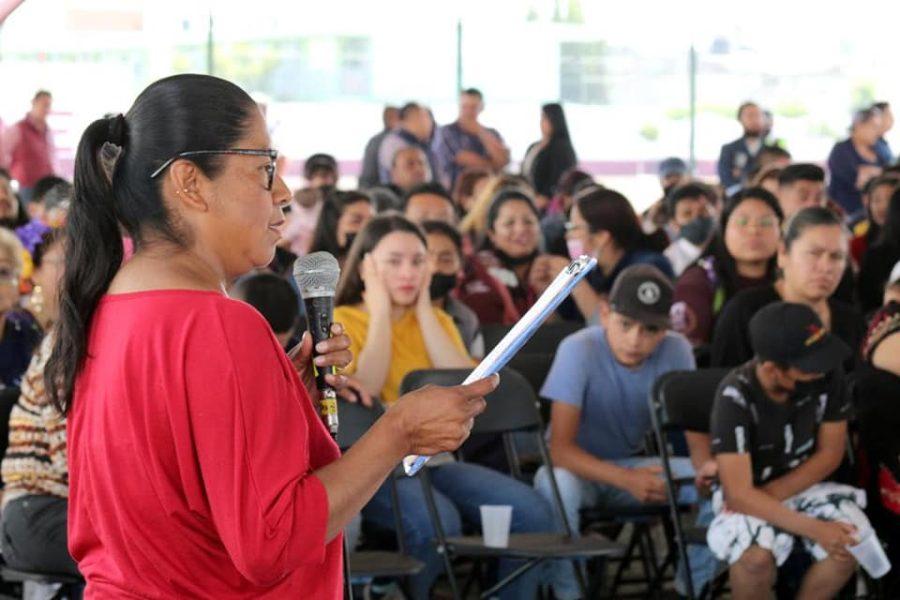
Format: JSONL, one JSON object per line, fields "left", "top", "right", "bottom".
{"left": 293, "top": 252, "right": 341, "bottom": 299}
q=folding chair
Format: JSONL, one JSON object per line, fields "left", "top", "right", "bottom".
{"left": 400, "top": 368, "right": 624, "bottom": 600}
{"left": 335, "top": 400, "right": 424, "bottom": 589}
{"left": 480, "top": 321, "right": 582, "bottom": 356}
{"left": 649, "top": 368, "right": 730, "bottom": 600}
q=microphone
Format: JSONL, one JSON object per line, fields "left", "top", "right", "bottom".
{"left": 293, "top": 252, "right": 342, "bottom": 437}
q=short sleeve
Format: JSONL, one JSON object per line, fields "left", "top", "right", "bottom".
{"left": 710, "top": 382, "right": 754, "bottom": 456}
{"left": 822, "top": 370, "right": 852, "bottom": 422}
{"left": 540, "top": 333, "right": 590, "bottom": 409}
{"left": 184, "top": 301, "right": 331, "bottom": 585}
{"left": 710, "top": 298, "right": 755, "bottom": 368}
{"left": 334, "top": 306, "right": 367, "bottom": 376}
{"left": 435, "top": 308, "right": 470, "bottom": 359}
{"left": 663, "top": 333, "right": 696, "bottom": 372}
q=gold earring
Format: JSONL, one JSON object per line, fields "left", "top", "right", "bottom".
{"left": 31, "top": 284, "right": 44, "bottom": 316}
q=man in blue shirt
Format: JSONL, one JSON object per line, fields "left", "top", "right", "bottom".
{"left": 717, "top": 102, "right": 768, "bottom": 194}
{"left": 377, "top": 102, "right": 438, "bottom": 185}
{"left": 534, "top": 265, "right": 713, "bottom": 598}
{"left": 431, "top": 88, "right": 509, "bottom": 190}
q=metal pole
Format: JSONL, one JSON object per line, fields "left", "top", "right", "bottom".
{"left": 688, "top": 45, "right": 697, "bottom": 174}
{"left": 206, "top": 10, "right": 214, "bottom": 76}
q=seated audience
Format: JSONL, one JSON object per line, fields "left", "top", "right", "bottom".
{"left": 851, "top": 175, "right": 898, "bottom": 267}
{"left": 403, "top": 182, "right": 457, "bottom": 226}
{"left": 560, "top": 187, "right": 673, "bottom": 323}
{"left": 421, "top": 220, "right": 483, "bottom": 357}
{"left": 0, "top": 228, "right": 41, "bottom": 389}
{"left": 641, "top": 157, "right": 689, "bottom": 239}
{"left": 432, "top": 88, "right": 509, "bottom": 191}
{"left": 459, "top": 174, "right": 533, "bottom": 248}
{"left": 776, "top": 163, "right": 826, "bottom": 219}
{"left": 541, "top": 169, "right": 594, "bottom": 257}
{"left": 457, "top": 189, "right": 543, "bottom": 325}
{"left": 858, "top": 186, "right": 900, "bottom": 313}
{"left": 747, "top": 145, "right": 792, "bottom": 184}
{"left": 23, "top": 229, "right": 64, "bottom": 331}
{"left": 663, "top": 182, "right": 718, "bottom": 276}
{"left": 828, "top": 107, "right": 888, "bottom": 218}
{"left": 451, "top": 167, "right": 490, "bottom": 216}
{"left": 359, "top": 105, "right": 400, "bottom": 189}
{"left": 672, "top": 187, "right": 783, "bottom": 347}
{"left": 388, "top": 146, "right": 431, "bottom": 194}
{"left": 534, "top": 265, "right": 715, "bottom": 597}
{"left": 0, "top": 169, "right": 30, "bottom": 231}
{"left": 333, "top": 214, "right": 554, "bottom": 600}
{"left": 378, "top": 102, "right": 437, "bottom": 185}
{"left": 750, "top": 164, "right": 783, "bottom": 195}
{"left": 707, "top": 302, "right": 868, "bottom": 600}
{"left": 283, "top": 185, "right": 329, "bottom": 257}
{"left": 0, "top": 229, "right": 75, "bottom": 578}
{"left": 309, "top": 190, "right": 374, "bottom": 266}
{"left": 521, "top": 103, "right": 577, "bottom": 207}
{"left": 711, "top": 206, "right": 864, "bottom": 370}
{"left": 23, "top": 175, "right": 68, "bottom": 223}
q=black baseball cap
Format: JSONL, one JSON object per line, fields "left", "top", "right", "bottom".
{"left": 608, "top": 264, "right": 673, "bottom": 329}
{"left": 749, "top": 302, "right": 850, "bottom": 374}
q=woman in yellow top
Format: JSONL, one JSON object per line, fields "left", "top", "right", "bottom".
{"left": 334, "top": 214, "right": 556, "bottom": 600}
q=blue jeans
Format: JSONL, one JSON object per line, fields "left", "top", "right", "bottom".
{"left": 362, "top": 462, "right": 555, "bottom": 600}
{"left": 534, "top": 457, "right": 719, "bottom": 599}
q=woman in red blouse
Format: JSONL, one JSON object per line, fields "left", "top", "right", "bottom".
{"left": 44, "top": 74, "right": 495, "bottom": 599}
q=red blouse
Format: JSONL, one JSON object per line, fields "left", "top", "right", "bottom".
{"left": 68, "top": 290, "right": 341, "bottom": 598}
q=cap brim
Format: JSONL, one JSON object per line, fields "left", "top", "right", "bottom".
{"left": 791, "top": 335, "right": 851, "bottom": 374}
{"left": 616, "top": 306, "right": 671, "bottom": 330}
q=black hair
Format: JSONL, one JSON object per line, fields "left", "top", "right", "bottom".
{"left": 666, "top": 181, "right": 716, "bottom": 213}
{"left": 737, "top": 101, "right": 759, "bottom": 120}
{"left": 699, "top": 186, "right": 784, "bottom": 299}
{"left": 31, "top": 228, "right": 65, "bottom": 269}
{"left": 541, "top": 103, "right": 572, "bottom": 143}
{"left": 31, "top": 176, "right": 69, "bottom": 204}
{"left": 485, "top": 188, "right": 540, "bottom": 232}
{"left": 46, "top": 74, "right": 258, "bottom": 414}
{"left": 231, "top": 272, "right": 299, "bottom": 335}
{"left": 422, "top": 220, "right": 463, "bottom": 257}
{"left": 402, "top": 182, "right": 454, "bottom": 212}
{"left": 877, "top": 186, "right": 900, "bottom": 249}
{"left": 557, "top": 169, "right": 594, "bottom": 198}
{"left": 0, "top": 168, "right": 10, "bottom": 181}
{"left": 574, "top": 187, "right": 658, "bottom": 252}
{"left": 461, "top": 88, "right": 483, "bottom": 100}
{"left": 303, "top": 153, "right": 337, "bottom": 180}
{"left": 309, "top": 189, "right": 372, "bottom": 258}
{"left": 335, "top": 213, "right": 427, "bottom": 306}
{"left": 33, "top": 90, "right": 51, "bottom": 101}
{"left": 399, "top": 102, "right": 422, "bottom": 120}
{"left": 783, "top": 206, "right": 846, "bottom": 251}
{"left": 778, "top": 163, "right": 825, "bottom": 187}
{"left": 873, "top": 101, "right": 890, "bottom": 112}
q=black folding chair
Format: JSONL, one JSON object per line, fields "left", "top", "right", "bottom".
{"left": 335, "top": 400, "right": 424, "bottom": 589}
{"left": 649, "top": 368, "right": 730, "bottom": 600}
{"left": 480, "top": 321, "right": 582, "bottom": 356}
{"left": 400, "top": 368, "right": 624, "bottom": 600}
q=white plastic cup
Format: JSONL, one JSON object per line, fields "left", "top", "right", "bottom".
{"left": 480, "top": 505, "right": 513, "bottom": 548}
{"left": 847, "top": 527, "right": 892, "bottom": 579}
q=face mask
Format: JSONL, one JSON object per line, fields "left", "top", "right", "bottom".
{"left": 428, "top": 273, "right": 458, "bottom": 300}
{"left": 566, "top": 238, "right": 585, "bottom": 261}
{"left": 341, "top": 232, "right": 358, "bottom": 252}
{"left": 680, "top": 215, "right": 715, "bottom": 246}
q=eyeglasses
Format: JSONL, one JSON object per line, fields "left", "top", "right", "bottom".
{"left": 731, "top": 215, "right": 778, "bottom": 230}
{"left": 149, "top": 149, "right": 279, "bottom": 190}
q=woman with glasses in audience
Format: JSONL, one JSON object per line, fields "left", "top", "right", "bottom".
{"left": 308, "top": 189, "right": 374, "bottom": 267}
{"left": 0, "top": 229, "right": 76, "bottom": 581}
{"left": 334, "top": 213, "right": 555, "bottom": 600}
{"left": 671, "top": 187, "right": 783, "bottom": 348}
{"left": 710, "top": 206, "right": 864, "bottom": 369}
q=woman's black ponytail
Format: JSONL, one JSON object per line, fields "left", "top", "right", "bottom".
{"left": 46, "top": 115, "right": 126, "bottom": 414}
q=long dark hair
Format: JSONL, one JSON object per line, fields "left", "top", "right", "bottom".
{"left": 309, "top": 189, "right": 373, "bottom": 260}
{"left": 46, "top": 74, "right": 258, "bottom": 414}
{"left": 542, "top": 103, "right": 572, "bottom": 144}
{"left": 700, "top": 186, "right": 784, "bottom": 299}
{"left": 575, "top": 187, "right": 661, "bottom": 253}
{"left": 876, "top": 186, "right": 900, "bottom": 249}
{"left": 335, "top": 213, "right": 427, "bottom": 306}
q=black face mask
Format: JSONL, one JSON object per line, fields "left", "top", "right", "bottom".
{"left": 680, "top": 215, "right": 715, "bottom": 246}
{"left": 341, "top": 232, "right": 358, "bottom": 252}
{"left": 429, "top": 273, "right": 458, "bottom": 300}
{"left": 493, "top": 248, "right": 539, "bottom": 268}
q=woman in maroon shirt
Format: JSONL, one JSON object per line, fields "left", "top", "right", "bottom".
{"left": 44, "top": 74, "right": 495, "bottom": 599}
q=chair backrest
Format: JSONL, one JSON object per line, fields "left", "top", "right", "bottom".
{"left": 400, "top": 368, "right": 542, "bottom": 435}
{"left": 651, "top": 368, "right": 731, "bottom": 433}
{"left": 336, "top": 400, "right": 384, "bottom": 450}
{"left": 481, "top": 321, "right": 583, "bottom": 356}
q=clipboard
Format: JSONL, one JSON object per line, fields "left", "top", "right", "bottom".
{"left": 402, "top": 255, "right": 597, "bottom": 476}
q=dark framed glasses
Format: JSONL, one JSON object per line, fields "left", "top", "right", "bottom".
{"left": 149, "top": 149, "right": 279, "bottom": 190}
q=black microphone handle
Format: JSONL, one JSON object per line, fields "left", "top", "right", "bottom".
{"left": 303, "top": 294, "right": 339, "bottom": 436}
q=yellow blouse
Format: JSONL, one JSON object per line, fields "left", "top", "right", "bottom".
{"left": 334, "top": 305, "right": 469, "bottom": 405}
